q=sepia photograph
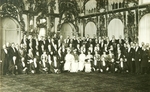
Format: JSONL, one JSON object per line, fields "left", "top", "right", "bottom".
{"left": 0, "top": 0, "right": 150, "bottom": 92}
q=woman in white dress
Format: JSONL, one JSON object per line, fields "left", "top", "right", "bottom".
{"left": 85, "top": 51, "right": 93, "bottom": 72}
{"left": 78, "top": 50, "right": 86, "bottom": 71}
{"left": 70, "top": 49, "right": 79, "bottom": 72}
{"left": 64, "top": 48, "right": 74, "bottom": 72}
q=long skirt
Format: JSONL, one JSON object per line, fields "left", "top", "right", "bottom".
{"left": 70, "top": 61, "right": 78, "bottom": 72}
{"left": 84, "top": 62, "right": 91, "bottom": 72}
{"left": 64, "top": 61, "right": 71, "bottom": 71}
{"left": 78, "top": 61, "right": 85, "bottom": 71}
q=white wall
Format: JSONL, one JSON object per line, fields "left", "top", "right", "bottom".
{"left": 60, "top": 23, "right": 75, "bottom": 39}
{"left": 2, "top": 17, "right": 21, "bottom": 44}
{"left": 108, "top": 18, "right": 124, "bottom": 39}
{"left": 139, "top": 13, "right": 150, "bottom": 45}
{"left": 85, "top": 22, "right": 97, "bottom": 38}
{"left": 139, "top": 0, "right": 150, "bottom": 5}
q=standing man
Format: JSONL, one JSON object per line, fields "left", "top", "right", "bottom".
{"left": 1, "top": 44, "right": 9, "bottom": 75}
{"left": 134, "top": 43, "right": 142, "bottom": 74}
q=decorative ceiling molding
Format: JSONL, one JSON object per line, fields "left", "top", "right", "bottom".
{"left": 139, "top": 5, "right": 150, "bottom": 20}
{"left": 108, "top": 12, "right": 123, "bottom": 23}
{"left": 1, "top": 2, "right": 25, "bottom": 31}
{"left": 59, "top": 0, "right": 79, "bottom": 17}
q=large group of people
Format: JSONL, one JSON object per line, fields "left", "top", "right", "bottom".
{"left": 1, "top": 34, "right": 150, "bottom": 75}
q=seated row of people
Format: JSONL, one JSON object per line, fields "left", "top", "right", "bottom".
{"left": 1, "top": 34, "right": 150, "bottom": 75}
{"left": 4, "top": 45, "right": 150, "bottom": 75}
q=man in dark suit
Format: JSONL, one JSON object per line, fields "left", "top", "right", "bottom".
{"left": 116, "top": 35, "right": 125, "bottom": 47}
{"left": 115, "top": 49, "right": 124, "bottom": 73}
{"left": 57, "top": 49, "right": 64, "bottom": 73}
{"left": 72, "top": 36, "right": 78, "bottom": 48}
{"left": 57, "top": 39, "right": 62, "bottom": 50}
{"left": 126, "top": 44, "right": 135, "bottom": 73}
{"left": 18, "top": 57, "right": 27, "bottom": 74}
{"left": 21, "top": 34, "right": 28, "bottom": 45}
{"left": 134, "top": 43, "right": 142, "bottom": 74}
{"left": 141, "top": 45, "right": 149, "bottom": 74}
{"left": 9, "top": 43, "right": 18, "bottom": 61}
{"left": 1, "top": 44, "right": 9, "bottom": 75}
{"left": 9, "top": 56, "right": 18, "bottom": 75}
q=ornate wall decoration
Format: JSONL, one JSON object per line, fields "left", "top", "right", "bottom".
{"left": 59, "top": 0, "right": 79, "bottom": 17}
{"left": 2, "top": 3, "right": 19, "bottom": 19}
{"left": 108, "top": 12, "right": 123, "bottom": 23}
{"left": 36, "top": 13, "right": 47, "bottom": 28}
{"left": 127, "top": 10, "right": 136, "bottom": 41}
{"left": 58, "top": 0, "right": 79, "bottom": 36}
{"left": 1, "top": 2, "right": 25, "bottom": 31}
{"left": 85, "top": 17, "right": 97, "bottom": 24}
{"left": 48, "top": 0, "right": 56, "bottom": 13}
{"left": 99, "top": 15, "right": 106, "bottom": 36}
{"left": 126, "top": 0, "right": 138, "bottom": 7}
{"left": 139, "top": 5, "right": 150, "bottom": 20}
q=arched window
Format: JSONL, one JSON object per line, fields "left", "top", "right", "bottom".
{"left": 108, "top": 18, "right": 124, "bottom": 39}
{"left": 139, "top": 13, "right": 150, "bottom": 45}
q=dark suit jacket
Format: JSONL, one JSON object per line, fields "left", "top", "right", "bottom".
{"left": 134, "top": 47, "right": 142, "bottom": 61}
{"left": 18, "top": 61, "right": 27, "bottom": 74}
{"left": 116, "top": 53, "right": 124, "bottom": 62}
{"left": 9, "top": 47, "right": 18, "bottom": 60}
{"left": 1, "top": 49, "right": 9, "bottom": 63}
{"left": 126, "top": 48, "right": 135, "bottom": 62}
{"left": 141, "top": 49, "right": 149, "bottom": 67}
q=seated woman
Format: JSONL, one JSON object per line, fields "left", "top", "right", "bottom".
{"left": 27, "top": 49, "right": 37, "bottom": 74}
{"left": 85, "top": 51, "right": 93, "bottom": 73}
{"left": 78, "top": 50, "right": 86, "bottom": 72}
{"left": 18, "top": 57, "right": 27, "bottom": 74}
{"left": 39, "top": 51, "right": 48, "bottom": 74}
{"left": 64, "top": 48, "right": 74, "bottom": 72}
{"left": 50, "top": 56, "right": 60, "bottom": 73}
{"left": 70, "top": 49, "right": 79, "bottom": 72}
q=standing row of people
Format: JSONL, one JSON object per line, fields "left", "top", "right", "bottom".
{"left": 1, "top": 34, "right": 150, "bottom": 75}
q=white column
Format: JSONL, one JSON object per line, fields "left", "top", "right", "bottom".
{"left": 54, "top": 0, "right": 59, "bottom": 13}
{"left": 54, "top": 18, "right": 59, "bottom": 33}
{"left": 22, "top": 14, "right": 28, "bottom": 31}
{"left": 34, "top": 16, "right": 37, "bottom": 28}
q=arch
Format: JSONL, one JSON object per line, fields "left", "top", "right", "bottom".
{"left": 108, "top": 18, "right": 124, "bottom": 39}
{"left": 2, "top": 17, "right": 21, "bottom": 44}
{"left": 60, "top": 22, "right": 76, "bottom": 40}
{"left": 85, "top": 0, "right": 97, "bottom": 14}
{"left": 139, "top": 13, "right": 150, "bottom": 45}
{"left": 85, "top": 22, "right": 97, "bottom": 38}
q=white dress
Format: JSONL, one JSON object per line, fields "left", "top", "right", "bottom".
{"left": 64, "top": 54, "right": 74, "bottom": 71}
{"left": 70, "top": 54, "right": 78, "bottom": 72}
{"left": 70, "top": 60, "right": 78, "bottom": 72}
{"left": 78, "top": 54, "right": 86, "bottom": 71}
{"left": 85, "top": 55, "right": 93, "bottom": 72}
